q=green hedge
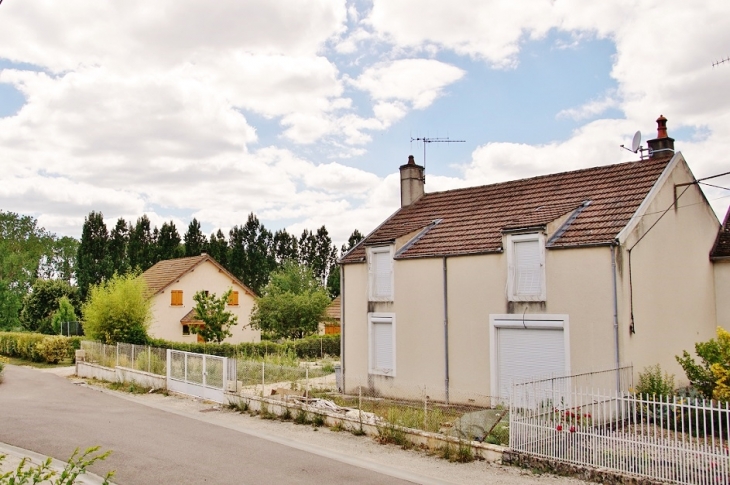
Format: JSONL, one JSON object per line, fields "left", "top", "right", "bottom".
{"left": 0, "top": 332, "right": 82, "bottom": 363}
{"left": 147, "top": 334, "right": 340, "bottom": 360}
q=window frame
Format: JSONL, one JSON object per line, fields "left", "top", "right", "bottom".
{"left": 368, "top": 246, "right": 394, "bottom": 302}
{"left": 170, "top": 290, "right": 183, "bottom": 306}
{"left": 368, "top": 313, "right": 395, "bottom": 376}
{"left": 506, "top": 233, "right": 546, "bottom": 302}
{"left": 182, "top": 324, "right": 190, "bottom": 336}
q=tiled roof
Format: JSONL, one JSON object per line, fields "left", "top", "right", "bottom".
{"left": 141, "top": 254, "right": 257, "bottom": 297}
{"left": 325, "top": 296, "right": 341, "bottom": 321}
{"left": 180, "top": 309, "right": 203, "bottom": 324}
{"left": 341, "top": 156, "right": 673, "bottom": 263}
{"left": 711, "top": 207, "right": 730, "bottom": 260}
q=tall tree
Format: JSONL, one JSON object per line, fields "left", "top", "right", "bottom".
{"left": 0, "top": 211, "right": 55, "bottom": 328}
{"left": 208, "top": 229, "right": 228, "bottom": 267}
{"left": 327, "top": 229, "right": 364, "bottom": 298}
{"left": 157, "top": 221, "right": 183, "bottom": 261}
{"left": 184, "top": 218, "right": 207, "bottom": 257}
{"left": 250, "top": 261, "right": 330, "bottom": 340}
{"left": 128, "top": 215, "right": 155, "bottom": 271}
{"left": 273, "top": 229, "right": 298, "bottom": 263}
{"left": 37, "top": 236, "right": 79, "bottom": 283}
{"left": 76, "top": 211, "right": 112, "bottom": 301}
{"left": 20, "top": 279, "right": 79, "bottom": 334}
{"left": 108, "top": 218, "right": 130, "bottom": 275}
{"left": 298, "top": 229, "right": 317, "bottom": 269}
{"left": 229, "top": 214, "right": 276, "bottom": 294}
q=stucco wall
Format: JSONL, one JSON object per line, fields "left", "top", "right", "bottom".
{"left": 343, "top": 245, "right": 615, "bottom": 404}
{"left": 715, "top": 262, "right": 730, "bottom": 332}
{"left": 147, "top": 261, "right": 260, "bottom": 344}
{"left": 618, "top": 155, "right": 719, "bottom": 384}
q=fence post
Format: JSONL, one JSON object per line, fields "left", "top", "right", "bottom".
{"left": 116, "top": 342, "right": 119, "bottom": 367}
{"left": 148, "top": 346, "right": 151, "bottom": 373}
{"left": 131, "top": 344, "right": 135, "bottom": 366}
{"left": 306, "top": 364, "right": 309, "bottom": 399}
{"left": 358, "top": 387, "right": 363, "bottom": 431}
{"left": 424, "top": 388, "right": 428, "bottom": 431}
{"left": 261, "top": 361, "right": 265, "bottom": 397}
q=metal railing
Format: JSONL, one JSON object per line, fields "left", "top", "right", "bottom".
{"left": 510, "top": 368, "right": 730, "bottom": 484}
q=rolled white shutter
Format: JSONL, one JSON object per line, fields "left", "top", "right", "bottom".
{"left": 372, "top": 317, "right": 393, "bottom": 373}
{"left": 372, "top": 249, "right": 393, "bottom": 300}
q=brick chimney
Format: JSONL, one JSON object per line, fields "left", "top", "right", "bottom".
{"left": 647, "top": 115, "right": 675, "bottom": 158}
{"left": 399, "top": 155, "right": 425, "bottom": 207}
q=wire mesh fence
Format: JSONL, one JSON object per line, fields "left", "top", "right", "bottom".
{"left": 81, "top": 341, "right": 167, "bottom": 376}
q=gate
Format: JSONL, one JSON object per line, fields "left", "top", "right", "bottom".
{"left": 166, "top": 349, "right": 234, "bottom": 403}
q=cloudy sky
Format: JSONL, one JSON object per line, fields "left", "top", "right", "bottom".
{"left": 1, "top": 0, "right": 729, "bottom": 245}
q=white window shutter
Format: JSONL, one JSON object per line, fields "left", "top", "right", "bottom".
{"left": 514, "top": 239, "right": 542, "bottom": 296}
{"left": 369, "top": 247, "right": 393, "bottom": 301}
{"left": 371, "top": 317, "right": 393, "bottom": 373}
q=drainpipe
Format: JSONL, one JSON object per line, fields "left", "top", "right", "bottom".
{"left": 443, "top": 257, "right": 450, "bottom": 404}
{"left": 340, "top": 264, "right": 345, "bottom": 393}
{"left": 610, "top": 244, "right": 621, "bottom": 392}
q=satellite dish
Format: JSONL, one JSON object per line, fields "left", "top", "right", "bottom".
{"left": 631, "top": 131, "right": 641, "bottom": 152}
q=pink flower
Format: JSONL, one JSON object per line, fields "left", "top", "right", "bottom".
{"left": 556, "top": 424, "right": 563, "bottom": 431}
{"left": 569, "top": 426, "right": 576, "bottom": 433}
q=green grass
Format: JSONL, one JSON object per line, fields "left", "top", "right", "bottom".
{"left": 4, "top": 356, "right": 74, "bottom": 368}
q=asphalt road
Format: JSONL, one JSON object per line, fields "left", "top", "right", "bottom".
{"left": 0, "top": 365, "right": 424, "bottom": 485}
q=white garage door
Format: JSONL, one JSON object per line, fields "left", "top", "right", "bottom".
{"left": 496, "top": 326, "right": 565, "bottom": 401}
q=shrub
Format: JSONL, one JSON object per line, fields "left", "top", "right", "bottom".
{"left": 82, "top": 273, "right": 150, "bottom": 345}
{"left": 0, "top": 332, "right": 80, "bottom": 364}
{"left": 35, "top": 336, "right": 71, "bottom": 364}
{"left": 676, "top": 327, "right": 730, "bottom": 400}
{"left": 0, "top": 446, "right": 114, "bottom": 484}
{"left": 0, "top": 356, "right": 7, "bottom": 383}
{"left": 635, "top": 364, "right": 675, "bottom": 398}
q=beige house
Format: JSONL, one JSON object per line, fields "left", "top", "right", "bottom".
{"left": 141, "top": 254, "right": 260, "bottom": 344}
{"left": 340, "top": 116, "right": 726, "bottom": 404}
{"left": 711, "top": 209, "right": 730, "bottom": 331}
{"left": 319, "top": 296, "right": 341, "bottom": 335}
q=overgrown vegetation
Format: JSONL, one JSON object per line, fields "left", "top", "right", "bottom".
{"left": 147, "top": 333, "right": 340, "bottom": 359}
{"left": 676, "top": 326, "right": 730, "bottom": 401}
{"left": 0, "top": 332, "right": 79, "bottom": 364}
{"left": 0, "top": 446, "right": 114, "bottom": 485}
{"left": 250, "top": 262, "right": 331, "bottom": 340}
{"left": 82, "top": 272, "right": 151, "bottom": 344}
{"left": 635, "top": 364, "right": 675, "bottom": 398}
{"left": 0, "top": 356, "right": 7, "bottom": 383}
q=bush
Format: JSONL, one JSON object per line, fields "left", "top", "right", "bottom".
{"left": 0, "top": 332, "right": 81, "bottom": 364}
{"left": 676, "top": 327, "right": 730, "bottom": 400}
{"left": 0, "top": 356, "right": 7, "bottom": 383}
{"left": 82, "top": 273, "right": 150, "bottom": 345}
{"left": 35, "top": 336, "right": 71, "bottom": 364}
{"left": 146, "top": 334, "right": 340, "bottom": 360}
{"left": 635, "top": 364, "right": 675, "bottom": 398}
{"left": 0, "top": 446, "right": 113, "bottom": 484}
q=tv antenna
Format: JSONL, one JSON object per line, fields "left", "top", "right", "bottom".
{"left": 712, "top": 57, "right": 730, "bottom": 68}
{"left": 620, "top": 130, "right": 650, "bottom": 160}
{"left": 410, "top": 136, "right": 466, "bottom": 173}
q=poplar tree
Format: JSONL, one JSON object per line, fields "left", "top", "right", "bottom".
{"left": 76, "top": 211, "right": 112, "bottom": 301}
{"left": 184, "top": 218, "right": 207, "bottom": 256}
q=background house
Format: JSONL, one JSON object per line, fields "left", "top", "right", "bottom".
{"left": 142, "top": 254, "right": 260, "bottom": 344}
{"left": 711, "top": 208, "right": 730, "bottom": 331}
{"left": 339, "top": 116, "right": 723, "bottom": 405}
{"left": 319, "top": 295, "right": 341, "bottom": 335}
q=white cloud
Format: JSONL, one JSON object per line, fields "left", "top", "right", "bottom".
{"left": 557, "top": 92, "right": 619, "bottom": 121}
{"left": 350, "top": 59, "right": 465, "bottom": 109}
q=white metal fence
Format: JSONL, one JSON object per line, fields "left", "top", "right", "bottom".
{"left": 167, "top": 349, "right": 233, "bottom": 403}
{"left": 510, "top": 368, "right": 730, "bottom": 484}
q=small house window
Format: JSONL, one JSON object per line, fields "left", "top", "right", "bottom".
{"left": 227, "top": 291, "right": 239, "bottom": 306}
{"left": 182, "top": 324, "right": 190, "bottom": 335}
{"left": 368, "top": 246, "right": 394, "bottom": 302}
{"left": 507, "top": 233, "right": 546, "bottom": 301}
{"left": 171, "top": 290, "right": 183, "bottom": 306}
{"left": 368, "top": 313, "right": 395, "bottom": 376}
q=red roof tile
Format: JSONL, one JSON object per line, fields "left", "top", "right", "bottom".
{"left": 341, "top": 157, "right": 672, "bottom": 263}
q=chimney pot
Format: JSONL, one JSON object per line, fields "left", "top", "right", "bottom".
{"left": 408, "top": 155, "right": 415, "bottom": 165}
{"left": 647, "top": 115, "right": 675, "bottom": 159}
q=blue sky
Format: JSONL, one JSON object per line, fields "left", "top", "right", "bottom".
{"left": 1, "top": 0, "right": 729, "bottom": 244}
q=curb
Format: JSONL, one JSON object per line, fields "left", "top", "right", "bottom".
{"left": 0, "top": 442, "right": 113, "bottom": 485}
